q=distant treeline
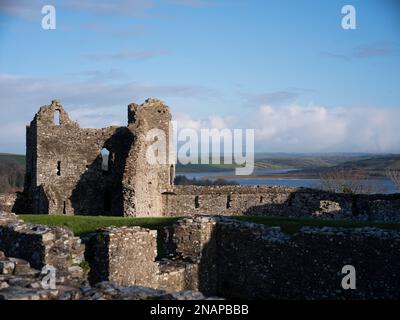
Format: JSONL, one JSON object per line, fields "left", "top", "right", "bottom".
{"left": 0, "top": 161, "right": 24, "bottom": 193}
{"left": 174, "top": 175, "right": 239, "bottom": 186}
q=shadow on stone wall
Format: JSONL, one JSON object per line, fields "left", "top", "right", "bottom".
{"left": 193, "top": 218, "right": 400, "bottom": 299}
{"left": 197, "top": 226, "right": 218, "bottom": 296}
{"left": 71, "top": 127, "right": 134, "bottom": 216}
{"left": 241, "top": 188, "right": 360, "bottom": 218}
{"left": 84, "top": 233, "right": 111, "bottom": 285}
{"left": 241, "top": 188, "right": 400, "bottom": 222}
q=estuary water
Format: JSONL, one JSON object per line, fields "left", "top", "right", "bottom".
{"left": 179, "top": 169, "right": 398, "bottom": 194}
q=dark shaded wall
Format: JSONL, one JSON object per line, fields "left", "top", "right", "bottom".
{"left": 165, "top": 217, "right": 400, "bottom": 299}
{"left": 163, "top": 185, "right": 400, "bottom": 222}
{"left": 215, "top": 220, "right": 400, "bottom": 299}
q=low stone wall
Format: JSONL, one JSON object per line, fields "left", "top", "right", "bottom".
{"left": 214, "top": 219, "right": 400, "bottom": 299}
{"left": 85, "top": 226, "right": 201, "bottom": 292}
{"left": 163, "top": 186, "right": 400, "bottom": 222}
{"left": 85, "top": 216, "right": 400, "bottom": 299}
{"left": 85, "top": 226, "right": 159, "bottom": 287}
{"left": 164, "top": 216, "right": 400, "bottom": 299}
{"left": 0, "top": 211, "right": 85, "bottom": 283}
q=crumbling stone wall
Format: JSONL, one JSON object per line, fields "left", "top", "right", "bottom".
{"left": 85, "top": 226, "right": 159, "bottom": 286}
{"left": 85, "top": 226, "right": 199, "bottom": 292}
{"left": 163, "top": 185, "right": 400, "bottom": 222}
{"left": 19, "top": 99, "right": 174, "bottom": 217}
{"left": 0, "top": 211, "right": 85, "bottom": 283}
{"left": 83, "top": 216, "right": 400, "bottom": 299}
{"left": 215, "top": 219, "right": 400, "bottom": 299}
{"left": 165, "top": 216, "right": 400, "bottom": 299}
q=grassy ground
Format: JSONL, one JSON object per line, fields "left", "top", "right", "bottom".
{"left": 19, "top": 215, "right": 180, "bottom": 236}
{"left": 234, "top": 216, "right": 400, "bottom": 235}
{"left": 19, "top": 214, "right": 400, "bottom": 237}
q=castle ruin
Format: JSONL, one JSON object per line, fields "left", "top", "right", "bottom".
{"left": 22, "top": 99, "right": 174, "bottom": 216}
{"left": 17, "top": 99, "right": 400, "bottom": 221}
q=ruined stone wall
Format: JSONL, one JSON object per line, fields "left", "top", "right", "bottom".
{"left": 165, "top": 216, "right": 400, "bottom": 299}
{"left": 123, "top": 99, "right": 174, "bottom": 217}
{"left": 0, "top": 211, "right": 85, "bottom": 283}
{"left": 85, "top": 226, "right": 199, "bottom": 292}
{"left": 21, "top": 99, "right": 174, "bottom": 217}
{"left": 85, "top": 226, "right": 159, "bottom": 286}
{"left": 215, "top": 219, "right": 400, "bottom": 299}
{"left": 163, "top": 185, "right": 400, "bottom": 222}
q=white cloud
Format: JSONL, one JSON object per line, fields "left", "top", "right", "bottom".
{"left": 0, "top": 73, "right": 219, "bottom": 153}
{"left": 174, "top": 104, "right": 400, "bottom": 153}
{"left": 0, "top": 72, "right": 399, "bottom": 154}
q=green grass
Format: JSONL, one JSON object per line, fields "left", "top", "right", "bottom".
{"left": 19, "top": 215, "right": 180, "bottom": 236}
{"left": 19, "top": 215, "right": 182, "bottom": 259}
{"left": 19, "top": 214, "right": 400, "bottom": 238}
{"left": 234, "top": 215, "right": 400, "bottom": 235}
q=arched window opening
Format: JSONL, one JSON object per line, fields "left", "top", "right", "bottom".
{"left": 101, "top": 148, "right": 112, "bottom": 174}
{"left": 195, "top": 195, "right": 200, "bottom": 208}
{"left": 104, "top": 189, "right": 112, "bottom": 212}
{"left": 57, "top": 161, "right": 61, "bottom": 176}
{"left": 226, "top": 194, "right": 232, "bottom": 209}
{"left": 54, "top": 110, "right": 61, "bottom": 126}
{"left": 170, "top": 165, "right": 174, "bottom": 186}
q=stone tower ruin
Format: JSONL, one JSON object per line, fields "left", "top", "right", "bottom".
{"left": 22, "top": 99, "right": 175, "bottom": 216}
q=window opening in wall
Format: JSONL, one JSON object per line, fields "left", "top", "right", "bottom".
{"left": 170, "top": 165, "right": 174, "bottom": 186}
{"left": 57, "top": 161, "right": 61, "bottom": 176}
{"left": 101, "top": 148, "right": 111, "bottom": 174}
{"left": 227, "top": 194, "right": 232, "bottom": 209}
{"left": 104, "top": 189, "right": 111, "bottom": 212}
{"left": 260, "top": 196, "right": 263, "bottom": 203}
{"left": 54, "top": 110, "right": 61, "bottom": 126}
{"left": 63, "top": 201, "right": 66, "bottom": 214}
{"left": 195, "top": 195, "right": 200, "bottom": 208}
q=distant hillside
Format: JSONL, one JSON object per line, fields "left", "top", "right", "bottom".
{"left": 0, "top": 153, "right": 25, "bottom": 193}
{"left": 0, "top": 153, "right": 26, "bottom": 166}
{"left": 333, "top": 155, "right": 400, "bottom": 175}
{"left": 294, "top": 154, "right": 400, "bottom": 177}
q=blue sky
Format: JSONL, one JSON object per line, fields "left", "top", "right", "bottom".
{"left": 0, "top": 0, "right": 399, "bottom": 153}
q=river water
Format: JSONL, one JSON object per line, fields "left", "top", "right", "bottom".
{"left": 179, "top": 169, "right": 398, "bottom": 194}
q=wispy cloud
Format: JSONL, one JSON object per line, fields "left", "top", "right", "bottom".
{"left": 318, "top": 51, "right": 350, "bottom": 61}
{"left": 354, "top": 42, "right": 395, "bottom": 58}
{"left": 0, "top": 72, "right": 220, "bottom": 152}
{"left": 240, "top": 90, "right": 300, "bottom": 107}
{"left": 319, "top": 42, "right": 397, "bottom": 61}
{"left": 0, "top": 0, "right": 45, "bottom": 21}
{"left": 166, "top": 0, "right": 212, "bottom": 7}
{"left": 64, "top": 69, "right": 128, "bottom": 82}
{"left": 0, "top": 0, "right": 210, "bottom": 21}
{"left": 82, "top": 50, "right": 169, "bottom": 60}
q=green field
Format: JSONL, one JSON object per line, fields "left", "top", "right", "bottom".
{"left": 19, "top": 215, "right": 180, "bottom": 236}
{"left": 19, "top": 214, "right": 400, "bottom": 236}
